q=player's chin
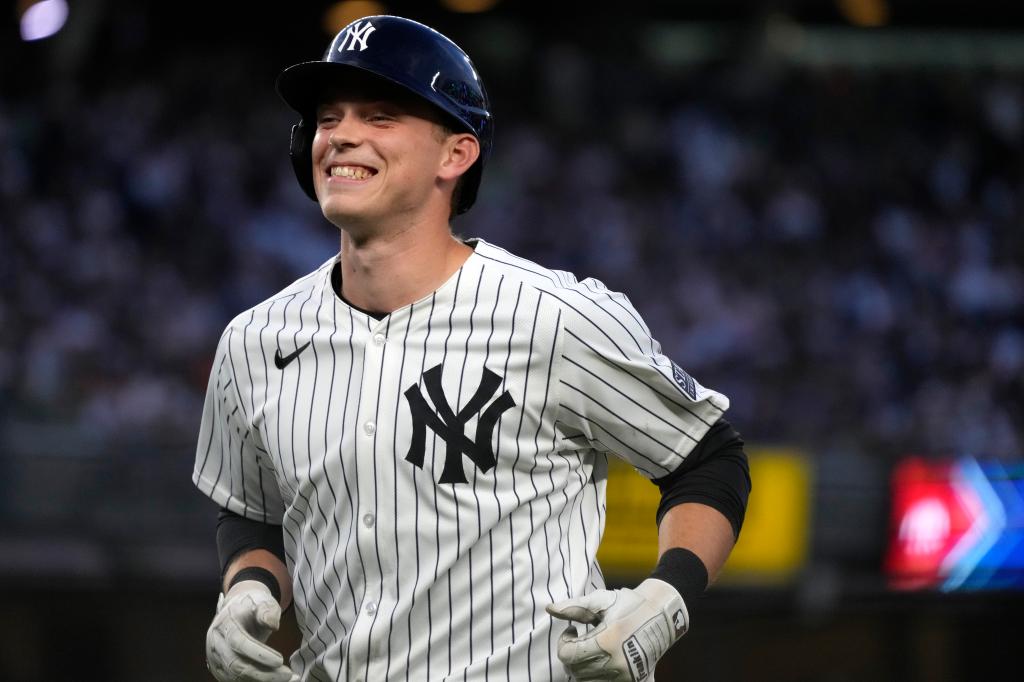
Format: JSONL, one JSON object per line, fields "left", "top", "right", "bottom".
{"left": 318, "top": 194, "right": 376, "bottom": 227}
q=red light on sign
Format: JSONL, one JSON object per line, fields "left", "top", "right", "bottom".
{"left": 885, "top": 458, "right": 981, "bottom": 589}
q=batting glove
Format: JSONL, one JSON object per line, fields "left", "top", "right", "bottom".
{"left": 206, "top": 580, "right": 298, "bottom": 682}
{"left": 546, "top": 578, "right": 688, "bottom": 682}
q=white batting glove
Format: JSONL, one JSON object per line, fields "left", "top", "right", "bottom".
{"left": 206, "top": 580, "right": 298, "bottom": 682}
{"left": 546, "top": 578, "right": 689, "bottom": 682}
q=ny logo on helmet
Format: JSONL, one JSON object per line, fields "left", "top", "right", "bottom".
{"left": 337, "top": 21, "right": 376, "bottom": 52}
{"left": 404, "top": 364, "right": 515, "bottom": 484}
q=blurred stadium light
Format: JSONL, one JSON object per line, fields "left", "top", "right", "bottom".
{"left": 18, "top": 0, "right": 68, "bottom": 41}
{"left": 323, "top": 0, "right": 386, "bottom": 34}
{"left": 441, "top": 0, "right": 502, "bottom": 12}
{"left": 837, "top": 0, "right": 889, "bottom": 28}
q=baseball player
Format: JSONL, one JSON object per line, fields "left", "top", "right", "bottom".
{"left": 194, "top": 15, "right": 751, "bottom": 682}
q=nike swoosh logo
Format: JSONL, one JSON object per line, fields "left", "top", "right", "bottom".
{"left": 274, "top": 341, "right": 311, "bottom": 369}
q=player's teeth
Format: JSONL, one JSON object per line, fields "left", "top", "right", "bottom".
{"left": 331, "top": 166, "right": 372, "bottom": 179}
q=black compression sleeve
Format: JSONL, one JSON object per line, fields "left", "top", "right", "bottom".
{"left": 649, "top": 548, "right": 708, "bottom": 610}
{"left": 652, "top": 418, "right": 752, "bottom": 538}
{"left": 216, "top": 508, "right": 287, "bottom": 579}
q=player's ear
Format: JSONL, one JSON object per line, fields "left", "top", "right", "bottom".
{"left": 438, "top": 133, "right": 480, "bottom": 181}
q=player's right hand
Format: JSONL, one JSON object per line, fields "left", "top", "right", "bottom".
{"left": 206, "top": 580, "right": 299, "bottom": 682}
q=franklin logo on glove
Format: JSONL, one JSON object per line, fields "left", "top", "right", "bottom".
{"left": 623, "top": 635, "right": 649, "bottom": 680}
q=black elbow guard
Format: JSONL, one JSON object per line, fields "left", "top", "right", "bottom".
{"left": 653, "top": 419, "right": 752, "bottom": 538}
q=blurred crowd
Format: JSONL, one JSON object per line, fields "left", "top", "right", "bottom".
{"left": 2, "top": 40, "right": 1022, "bottom": 464}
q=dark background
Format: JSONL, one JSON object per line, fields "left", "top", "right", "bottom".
{"left": 2, "top": 0, "right": 1023, "bottom": 679}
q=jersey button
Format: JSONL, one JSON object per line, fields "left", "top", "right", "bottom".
{"left": 364, "top": 421, "right": 376, "bottom": 436}
{"left": 366, "top": 601, "right": 377, "bottom": 615}
{"left": 362, "top": 513, "right": 375, "bottom": 527}
{"left": 373, "top": 333, "right": 386, "bottom": 346}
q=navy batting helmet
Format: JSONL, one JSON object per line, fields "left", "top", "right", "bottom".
{"left": 275, "top": 15, "right": 493, "bottom": 215}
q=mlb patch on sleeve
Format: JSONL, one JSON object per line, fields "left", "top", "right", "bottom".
{"left": 670, "top": 361, "right": 698, "bottom": 401}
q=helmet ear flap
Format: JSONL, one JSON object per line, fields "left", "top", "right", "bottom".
{"left": 289, "top": 120, "right": 318, "bottom": 201}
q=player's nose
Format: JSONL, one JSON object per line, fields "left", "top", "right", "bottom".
{"left": 328, "top": 116, "right": 364, "bottom": 150}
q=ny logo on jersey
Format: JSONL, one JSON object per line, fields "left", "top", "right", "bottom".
{"left": 336, "top": 20, "right": 376, "bottom": 52}
{"left": 404, "top": 364, "right": 515, "bottom": 484}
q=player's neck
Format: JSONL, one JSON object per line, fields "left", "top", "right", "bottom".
{"left": 336, "top": 223, "right": 472, "bottom": 314}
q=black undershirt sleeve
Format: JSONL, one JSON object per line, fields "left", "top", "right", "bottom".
{"left": 216, "top": 508, "right": 287, "bottom": 579}
{"left": 652, "top": 418, "right": 752, "bottom": 539}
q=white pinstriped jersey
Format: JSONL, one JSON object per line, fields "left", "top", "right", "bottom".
{"left": 193, "top": 238, "right": 729, "bottom": 682}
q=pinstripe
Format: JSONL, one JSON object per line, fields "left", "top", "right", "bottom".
{"left": 192, "top": 240, "right": 729, "bottom": 682}
{"left": 341, "top": 304, "right": 366, "bottom": 681}
{"left": 289, "top": 283, "right": 337, "bottom": 641}
{"left": 226, "top": 326, "right": 251, "bottom": 422}
{"left": 330, "top": 302, "right": 359, "bottom": 682}
{"left": 240, "top": 309, "right": 270, "bottom": 521}
{"left": 558, "top": 379, "right": 693, "bottom": 463}
{"left": 503, "top": 280, "right": 524, "bottom": 682}
{"left": 362, "top": 314, "right": 391, "bottom": 682}
{"left": 384, "top": 302, "right": 414, "bottom": 681}
{"left": 461, "top": 264, "right": 486, "bottom": 677}
{"left": 579, "top": 278, "right": 655, "bottom": 355}
{"left": 221, "top": 390, "right": 233, "bottom": 501}
{"left": 561, "top": 353, "right": 704, "bottom": 442}
{"left": 227, "top": 326, "right": 248, "bottom": 512}
{"left": 564, "top": 328, "right": 719, "bottom": 427}
{"left": 272, "top": 296, "right": 299, "bottom": 488}
{"left": 568, "top": 280, "right": 645, "bottom": 354}
{"left": 194, "top": 350, "right": 225, "bottom": 482}
{"left": 440, "top": 267, "right": 464, "bottom": 678}
{"left": 405, "top": 291, "right": 436, "bottom": 682}
{"left": 516, "top": 293, "right": 542, "bottom": 681}
{"left": 426, "top": 322, "right": 442, "bottom": 680}
{"left": 281, "top": 517, "right": 317, "bottom": 671}
{"left": 256, "top": 300, "right": 282, "bottom": 476}
{"left": 533, "top": 304, "right": 561, "bottom": 680}
{"left": 284, "top": 497, "right": 324, "bottom": 602}
{"left": 281, "top": 480, "right": 329, "bottom": 668}
{"left": 474, "top": 251, "right": 633, "bottom": 361}
{"left": 563, "top": 448, "right": 589, "bottom": 589}
{"left": 555, "top": 402, "right": 662, "bottom": 478}
{"left": 318, "top": 285, "right": 356, "bottom": 640}
{"left": 483, "top": 273, "right": 504, "bottom": 682}
{"left": 262, "top": 301, "right": 290, "bottom": 481}
{"left": 305, "top": 285, "right": 348, "bottom": 645}
{"left": 210, "top": 382, "right": 230, "bottom": 494}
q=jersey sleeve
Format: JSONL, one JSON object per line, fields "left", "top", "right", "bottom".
{"left": 554, "top": 280, "right": 730, "bottom": 480}
{"left": 193, "top": 325, "right": 285, "bottom": 524}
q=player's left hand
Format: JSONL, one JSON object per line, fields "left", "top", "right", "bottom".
{"left": 206, "top": 580, "right": 298, "bottom": 682}
{"left": 546, "top": 578, "right": 689, "bottom": 682}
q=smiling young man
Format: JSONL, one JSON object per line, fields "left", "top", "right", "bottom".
{"left": 195, "top": 15, "right": 750, "bottom": 682}
{"left": 310, "top": 74, "right": 481, "bottom": 315}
